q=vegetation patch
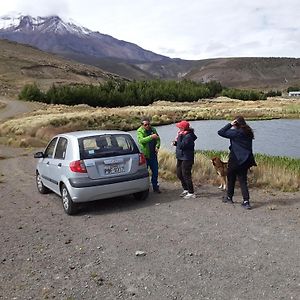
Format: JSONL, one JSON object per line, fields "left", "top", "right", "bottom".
{"left": 159, "top": 149, "right": 300, "bottom": 192}
{"left": 0, "top": 97, "right": 299, "bottom": 147}
{"left": 19, "top": 80, "right": 223, "bottom": 106}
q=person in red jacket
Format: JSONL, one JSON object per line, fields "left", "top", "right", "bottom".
{"left": 173, "top": 120, "right": 197, "bottom": 199}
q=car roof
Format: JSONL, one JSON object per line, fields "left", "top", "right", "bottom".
{"left": 56, "top": 130, "right": 131, "bottom": 139}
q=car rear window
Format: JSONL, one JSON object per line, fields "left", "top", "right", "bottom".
{"left": 78, "top": 134, "right": 139, "bottom": 159}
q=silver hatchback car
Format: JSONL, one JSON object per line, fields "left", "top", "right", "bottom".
{"left": 34, "top": 130, "right": 150, "bottom": 215}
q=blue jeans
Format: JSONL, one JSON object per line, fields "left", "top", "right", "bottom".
{"left": 146, "top": 155, "right": 159, "bottom": 190}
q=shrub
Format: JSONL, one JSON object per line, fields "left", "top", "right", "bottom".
{"left": 19, "top": 83, "right": 45, "bottom": 102}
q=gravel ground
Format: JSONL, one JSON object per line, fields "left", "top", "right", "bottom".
{"left": 0, "top": 145, "right": 299, "bottom": 300}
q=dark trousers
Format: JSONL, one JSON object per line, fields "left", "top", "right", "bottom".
{"left": 227, "top": 166, "right": 250, "bottom": 202}
{"left": 176, "top": 160, "right": 194, "bottom": 193}
{"left": 146, "top": 155, "right": 159, "bottom": 190}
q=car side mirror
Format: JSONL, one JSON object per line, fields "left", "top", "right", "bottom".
{"left": 34, "top": 152, "right": 44, "bottom": 158}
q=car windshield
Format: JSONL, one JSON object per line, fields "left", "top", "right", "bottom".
{"left": 78, "top": 134, "right": 139, "bottom": 159}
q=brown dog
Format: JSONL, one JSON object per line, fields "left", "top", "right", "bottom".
{"left": 211, "top": 157, "right": 228, "bottom": 190}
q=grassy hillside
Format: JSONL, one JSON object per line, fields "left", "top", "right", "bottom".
{"left": 2, "top": 38, "right": 300, "bottom": 96}
{"left": 0, "top": 39, "right": 121, "bottom": 97}
{"left": 184, "top": 57, "right": 300, "bottom": 90}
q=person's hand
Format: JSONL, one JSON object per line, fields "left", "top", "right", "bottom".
{"left": 231, "top": 119, "right": 238, "bottom": 126}
{"left": 155, "top": 148, "right": 159, "bottom": 154}
{"left": 151, "top": 133, "right": 159, "bottom": 139}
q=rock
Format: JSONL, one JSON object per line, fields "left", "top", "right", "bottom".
{"left": 135, "top": 251, "right": 146, "bottom": 257}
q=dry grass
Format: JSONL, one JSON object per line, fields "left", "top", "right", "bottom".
{"left": 0, "top": 97, "right": 299, "bottom": 147}
{"left": 158, "top": 149, "right": 300, "bottom": 192}
{"left": 0, "top": 39, "right": 112, "bottom": 97}
{"left": 158, "top": 149, "right": 233, "bottom": 188}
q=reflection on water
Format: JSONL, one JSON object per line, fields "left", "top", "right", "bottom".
{"left": 129, "top": 119, "right": 300, "bottom": 158}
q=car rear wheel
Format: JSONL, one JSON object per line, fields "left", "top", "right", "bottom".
{"left": 133, "top": 189, "right": 149, "bottom": 201}
{"left": 61, "top": 184, "right": 78, "bottom": 215}
{"left": 36, "top": 172, "right": 50, "bottom": 194}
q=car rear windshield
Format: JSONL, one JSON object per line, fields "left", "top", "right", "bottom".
{"left": 78, "top": 134, "right": 140, "bottom": 159}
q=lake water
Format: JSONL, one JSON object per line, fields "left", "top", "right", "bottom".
{"left": 129, "top": 119, "right": 300, "bottom": 158}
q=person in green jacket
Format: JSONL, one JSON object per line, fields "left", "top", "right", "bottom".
{"left": 137, "top": 117, "right": 161, "bottom": 193}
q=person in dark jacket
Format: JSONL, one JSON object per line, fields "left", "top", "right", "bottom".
{"left": 218, "top": 116, "right": 257, "bottom": 209}
{"left": 173, "top": 120, "right": 197, "bottom": 199}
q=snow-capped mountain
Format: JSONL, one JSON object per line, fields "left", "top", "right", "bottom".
{"left": 0, "top": 13, "right": 168, "bottom": 62}
{"left": 0, "top": 13, "right": 91, "bottom": 35}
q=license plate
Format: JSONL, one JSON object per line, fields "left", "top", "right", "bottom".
{"left": 104, "top": 164, "right": 125, "bottom": 175}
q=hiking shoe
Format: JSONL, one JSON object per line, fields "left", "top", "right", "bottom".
{"left": 222, "top": 196, "right": 234, "bottom": 203}
{"left": 153, "top": 188, "right": 161, "bottom": 194}
{"left": 241, "top": 201, "right": 251, "bottom": 210}
{"left": 183, "top": 193, "right": 196, "bottom": 199}
{"left": 180, "top": 190, "right": 189, "bottom": 197}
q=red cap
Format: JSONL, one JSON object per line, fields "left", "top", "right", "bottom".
{"left": 176, "top": 120, "right": 190, "bottom": 130}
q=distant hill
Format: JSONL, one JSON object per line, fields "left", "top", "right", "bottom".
{"left": 0, "top": 39, "right": 122, "bottom": 97}
{"left": 1, "top": 14, "right": 300, "bottom": 91}
{"left": 183, "top": 57, "right": 300, "bottom": 90}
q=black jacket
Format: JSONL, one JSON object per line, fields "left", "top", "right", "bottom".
{"left": 175, "top": 129, "right": 197, "bottom": 161}
{"left": 218, "top": 123, "right": 256, "bottom": 168}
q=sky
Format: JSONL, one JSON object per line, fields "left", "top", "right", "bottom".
{"left": 1, "top": 0, "right": 300, "bottom": 60}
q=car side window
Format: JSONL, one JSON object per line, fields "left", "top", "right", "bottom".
{"left": 54, "top": 137, "right": 68, "bottom": 159}
{"left": 44, "top": 137, "right": 58, "bottom": 158}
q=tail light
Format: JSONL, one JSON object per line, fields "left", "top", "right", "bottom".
{"left": 69, "top": 160, "right": 87, "bottom": 173}
{"left": 139, "top": 153, "right": 146, "bottom": 165}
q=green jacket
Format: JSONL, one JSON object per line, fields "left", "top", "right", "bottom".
{"left": 137, "top": 125, "right": 161, "bottom": 159}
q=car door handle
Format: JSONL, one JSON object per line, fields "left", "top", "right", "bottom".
{"left": 58, "top": 163, "right": 62, "bottom": 167}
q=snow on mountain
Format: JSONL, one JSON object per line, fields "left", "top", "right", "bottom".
{"left": 0, "top": 13, "right": 22, "bottom": 29}
{"left": 0, "top": 13, "right": 92, "bottom": 36}
{"left": 0, "top": 13, "right": 168, "bottom": 62}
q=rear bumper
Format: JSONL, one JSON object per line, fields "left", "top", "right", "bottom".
{"left": 69, "top": 170, "right": 149, "bottom": 188}
{"left": 67, "top": 171, "right": 149, "bottom": 203}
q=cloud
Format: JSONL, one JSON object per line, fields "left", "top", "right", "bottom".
{"left": 12, "top": 0, "right": 70, "bottom": 17}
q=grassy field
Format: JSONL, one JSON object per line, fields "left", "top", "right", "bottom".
{"left": 0, "top": 97, "right": 299, "bottom": 191}
{"left": 158, "top": 149, "right": 300, "bottom": 192}
{"left": 0, "top": 96, "right": 299, "bottom": 147}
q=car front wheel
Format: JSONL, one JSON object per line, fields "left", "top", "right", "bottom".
{"left": 36, "top": 172, "right": 50, "bottom": 194}
{"left": 61, "top": 184, "right": 78, "bottom": 215}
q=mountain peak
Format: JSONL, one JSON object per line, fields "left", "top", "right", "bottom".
{"left": 0, "top": 14, "right": 91, "bottom": 35}
{"left": 0, "top": 13, "right": 168, "bottom": 62}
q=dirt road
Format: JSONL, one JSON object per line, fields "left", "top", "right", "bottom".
{"left": 0, "top": 144, "right": 299, "bottom": 300}
{"left": 0, "top": 97, "right": 42, "bottom": 121}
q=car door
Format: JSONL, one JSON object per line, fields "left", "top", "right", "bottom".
{"left": 39, "top": 137, "right": 58, "bottom": 190}
{"left": 47, "top": 137, "right": 69, "bottom": 194}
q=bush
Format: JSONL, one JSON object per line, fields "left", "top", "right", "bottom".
{"left": 18, "top": 83, "right": 45, "bottom": 102}
{"left": 265, "top": 90, "right": 282, "bottom": 97}
{"left": 287, "top": 86, "right": 300, "bottom": 92}
{"left": 221, "top": 88, "right": 267, "bottom": 100}
{"left": 18, "top": 80, "right": 269, "bottom": 106}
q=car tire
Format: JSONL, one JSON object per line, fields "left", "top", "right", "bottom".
{"left": 133, "top": 189, "right": 149, "bottom": 201}
{"left": 36, "top": 172, "right": 50, "bottom": 194}
{"left": 61, "top": 184, "right": 78, "bottom": 215}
